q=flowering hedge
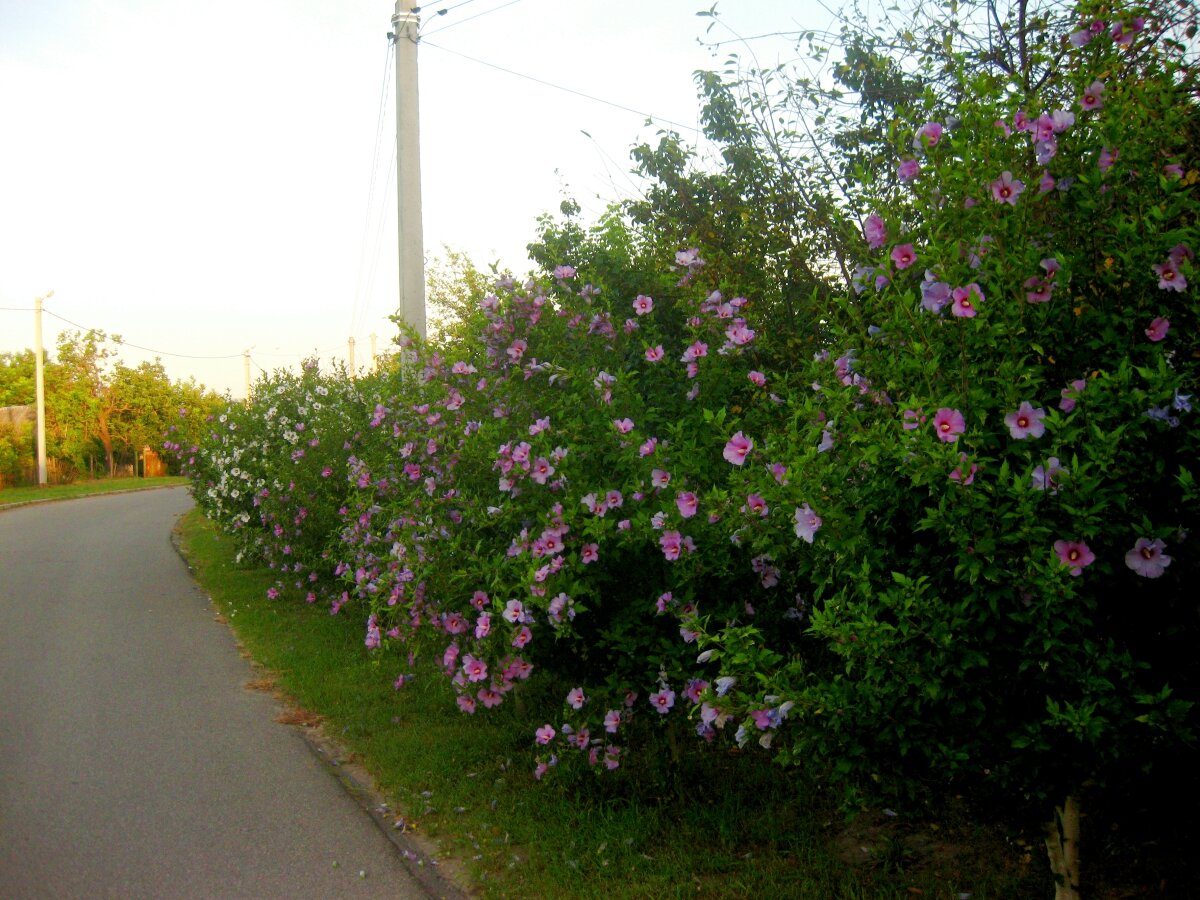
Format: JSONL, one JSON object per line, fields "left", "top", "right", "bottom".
{"left": 181, "top": 3, "right": 1197, "bottom": 893}
{"left": 183, "top": 361, "right": 372, "bottom": 601}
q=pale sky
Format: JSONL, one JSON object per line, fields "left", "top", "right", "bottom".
{"left": 1, "top": 0, "right": 830, "bottom": 396}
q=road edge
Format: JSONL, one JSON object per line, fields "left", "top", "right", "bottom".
{"left": 168, "top": 513, "right": 472, "bottom": 900}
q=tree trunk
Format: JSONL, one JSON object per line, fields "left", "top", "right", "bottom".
{"left": 1044, "top": 793, "right": 1082, "bottom": 900}
{"left": 96, "top": 413, "right": 115, "bottom": 477}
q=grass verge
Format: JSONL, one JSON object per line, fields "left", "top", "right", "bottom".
{"left": 177, "top": 506, "right": 1048, "bottom": 899}
{"left": 0, "top": 475, "right": 187, "bottom": 509}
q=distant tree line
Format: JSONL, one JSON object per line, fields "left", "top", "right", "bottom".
{"left": 0, "top": 329, "right": 223, "bottom": 486}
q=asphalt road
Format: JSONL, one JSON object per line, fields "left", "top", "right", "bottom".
{"left": 0, "top": 488, "right": 451, "bottom": 899}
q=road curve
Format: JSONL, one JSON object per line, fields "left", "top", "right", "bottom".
{"left": 0, "top": 488, "right": 448, "bottom": 899}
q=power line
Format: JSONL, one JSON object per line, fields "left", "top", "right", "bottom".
{"left": 350, "top": 40, "right": 396, "bottom": 340}
{"left": 421, "top": 40, "right": 702, "bottom": 136}
{"left": 420, "top": 0, "right": 525, "bottom": 39}
{"left": 418, "top": 0, "right": 481, "bottom": 19}
{"left": 40, "top": 308, "right": 243, "bottom": 360}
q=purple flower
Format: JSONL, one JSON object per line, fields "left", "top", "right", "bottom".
{"left": 1035, "top": 136, "right": 1058, "bottom": 166}
{"left": 951, "top": 283, "right": 983, "bottom": 318}
{"left": 920, "top": 274, "right": 951, "bottom": 313}
{"left": 1111, "top": 17, "right": 1144, "bottom": 46}
{"left": 864, "top": 214, "right": 887, "bottom": 249}
{"left": 891, "top": 243, "right": 917, "bottom": 270}
{"left": 1059, "top": 378, "right": 1087, "bottom": 412}
{"left": 949, "top": 453, "right": 977, "bottom": 485}
{"left": 1146, "top": 317, "right": 1170, "bottom": 342}
{"left": 1054, "top": 540, "right": 1095, "bottom": 577}
{"left": 933, "top": 408, "right": 965, "bottom": 443}
{"left": 613, "top": 417, "right": 635, "bottom": 433}
{"left": 991, "top": 171, "right": 1025, "bottom": 205}
{"left": 897, "top": 158, "right": 921, "bottom": 181}
{"left": 1125, "top": 538, "right": 1172, "bottom": 578}
{"left": 1033, "top": 114, "right": 1056, "bottom": 141}
{"left": 1081, "top": 80, "right": 1105, "bottom": 111}
{"left": 1153, "top": 261, "right": 1187, "bottom": 292}
{"left": 567, "top": 687, "right": 585, "bottom": 709}
{"left": 632, "top": 294, "right": 654, "bottom": 315}
{"left": 649, "top": 688, "right": 676, "bottom": 714}
{"left": 1025, "top": 276, "right": 1053, "bottom": 304}
{"left": 914, "top": 121, "right": 943, "bottom": 149}
{"left": 792, "top": 503, "right": 822, "bottom": 544}
{"left": 1004, "top": 402, "right": 1047, "bottom": 439}
{"left": 1032, "top": 457, "right": 1067, "bottom": 492}
{"left": 659, "top": 530, "right": 683, "bottom": 560}
{"left": 1099, "top": 146, "right": 1118, "bottom": 173}
{"left": 535, "top": 724, "right": 556, "bottom": 745}
{"left": 462, "top": 654, "right": 488, "bottom": 682}
{"left": 1050, "top": 110, "right": 1075, "bottom": 133}
{"left": 723, "top": 431, "right": 753, "bottom": 466}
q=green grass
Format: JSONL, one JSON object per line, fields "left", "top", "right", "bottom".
{"left": 0, "top": 475, "right": 188, "bottom": 508}
{"left": 177, "top": 508, "right": 1047, "bottom": 899}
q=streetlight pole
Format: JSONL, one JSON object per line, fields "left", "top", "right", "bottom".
{"left": 392, "top": 0, "right": 426, "bottom": 340}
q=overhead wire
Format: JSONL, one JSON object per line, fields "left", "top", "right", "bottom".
{"left": 350, "top": 40, "right": 396, "bottom": 341}
{"left": 418, "top": 0, "right": 482, "bottom": 20}
{"left": 362, "top": 145, "right": 397, "bottom": 326}
{"left": 38, "top": 307, "right": 243, "bottom": 360}
{"left": 419, "top": 0, "right": 526, "bottom": 40}
{"left": 420, "top": 40, "right": 703, "bottom": 137}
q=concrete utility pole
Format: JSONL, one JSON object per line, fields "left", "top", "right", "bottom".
{"left": 392, "top": 0, "right": 426, "bottom": 340}
{"left": 34, "top": 294, "right": 49, "bottom": 486}
{"left": 243, "top": 350, "right": 251, "bottom": 401}
{"left": 348, "top": 336, "right": 357, "bottom": 376}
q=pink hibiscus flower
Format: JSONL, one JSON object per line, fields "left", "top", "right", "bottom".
{"left": 1054, "top": 540, "right": 1095, "bottom": 577}
{"left": 1004, "top": 401, "right": 1047, "bottom": 439}
{"left": 1124, "top": 538, "right": 1172, "bottom": 578}
{"left": 723, "top": 431, "right": 753, "bottom": 466}
{"left": 932, "top": 407, "right": 966, "bottom": 442}
{"left": 1146, "top": 317, "right": 1170, "bottom": 342}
